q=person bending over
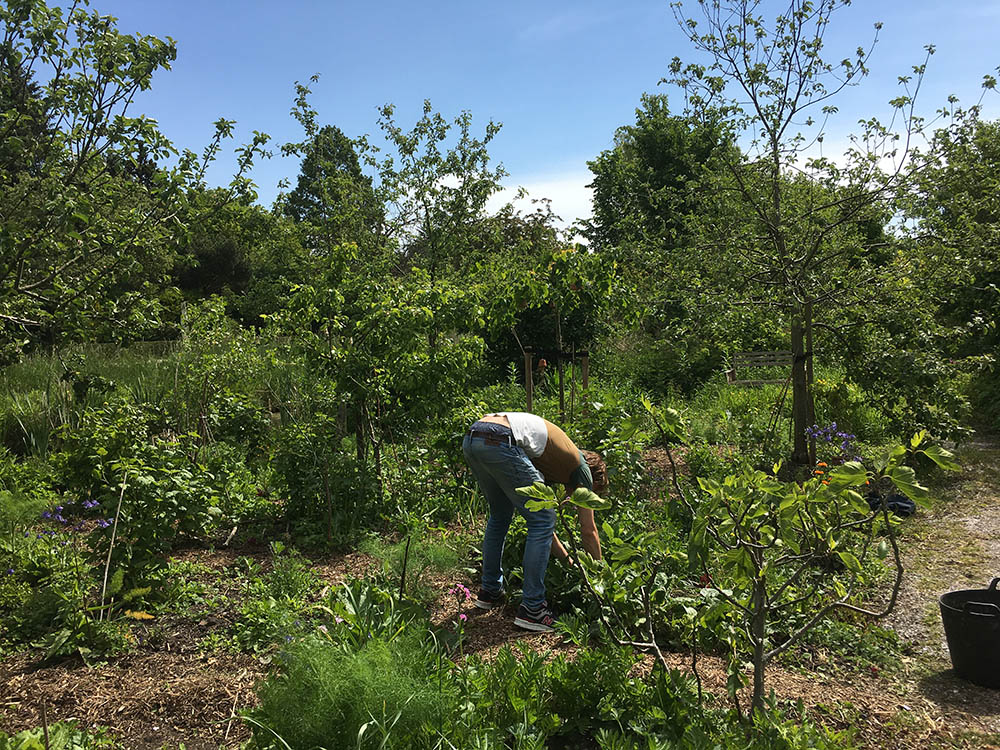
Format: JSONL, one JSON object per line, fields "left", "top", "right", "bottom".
{"left": 462, "top": 411, "right": 606, "bottom": 632}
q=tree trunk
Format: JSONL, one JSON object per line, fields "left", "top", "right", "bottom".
{"left": 805, "top": 302, "right": 816, "bottom": 465}
{"left": 355, "top": 401, "right": 367, "bottom": 463}
{"left": 790, "top": 311, "right": 811, "bottom": 466}
{"left": 751, "top": 578, "right": 768, "bottom": 716}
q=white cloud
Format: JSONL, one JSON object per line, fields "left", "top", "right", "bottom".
{"left": 488, "top": 170, "right": 594, "bottom": 228}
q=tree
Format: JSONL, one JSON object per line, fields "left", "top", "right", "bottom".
{"left": 892, "top": 114, "right": 1000, "bottom": 429}
{"left": 375, "top": 100, "right": 507, "bottom": 281}
{"left": 0, "top": 0, "right": 267, "bottom": 358}
{"left": 586, "top": 93, "right": 735, "bottom": 281}
{"left": 904, "top": 116, "right": 1000, "bottom": 354}
{"left": 278, "top": 243, "right": 485, "bottom": 495}
{"left": 585, "top": 93, "right": 774, "bottom": 392}
{"left": 667, "top": 0, "right": 936, "bottom": 464}
{"left": 281, "top": 81, "right": 383, "bottom": 257}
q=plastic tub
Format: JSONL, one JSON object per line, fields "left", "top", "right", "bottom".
{"left": 939, "top": 578, "right": 1000, "bottom": 688}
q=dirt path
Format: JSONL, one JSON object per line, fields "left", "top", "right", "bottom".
{"left": 877, "top": 437, "right": 1000, "bottom": 747}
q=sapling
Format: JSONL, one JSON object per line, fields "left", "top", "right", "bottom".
{"left": 646, "top": 399, "right": 959, "bottom": 719}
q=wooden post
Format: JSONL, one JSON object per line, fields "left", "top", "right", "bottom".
{"left": 524, "top": 350, "right": 534, "bottom": 412}
{"left": 570, "top": 344, "right": 576, "bottom": 421}
{"left": 558, "top": 352, "right": 565, "bottom": 423}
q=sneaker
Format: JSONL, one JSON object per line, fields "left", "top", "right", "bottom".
{"left": 474, "top": 588, "right": 505, "bottom": 610}
{"left": 513, "top": 603, "right": 557, "bottom": 632}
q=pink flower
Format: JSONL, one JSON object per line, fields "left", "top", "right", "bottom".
{"left": 459, "top": 613, "right": 467, "bottom": 622}
{"left": 334, "top": 616, "right": 344, "bottom": 624}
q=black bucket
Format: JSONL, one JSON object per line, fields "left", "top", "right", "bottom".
{"left": 939, "top": 578, "right": 1000, "bottom": 688}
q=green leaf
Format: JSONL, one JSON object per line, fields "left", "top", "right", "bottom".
{"left": 524, "top": 499, "right": 557, "bottom": 512}
{"left": 516, "top": 482, "right": 555, "bottom": 501}
{"left": 108, "top": 568, "right": 124, "bottom": 596}
{"left": 921, "top": 444, "right": 960, "bottom": 472}
{"left": 569, "top": 487, "right": 611, "bottom": 510}
{"left": 837, "top": 551, "right": 862, "bottom": 573}
{"left": 888, "top": 465, "right": 929, "bottom": 505}
{"left": 828, "top": 461, "right": 867, "bottom": 487}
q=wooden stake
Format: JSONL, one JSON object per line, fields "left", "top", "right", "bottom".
{"left": 570, "top": 344, "right": 576, "bottom": 421}
{"left": 524, "top": 350, "right": 534, "bottom": 412}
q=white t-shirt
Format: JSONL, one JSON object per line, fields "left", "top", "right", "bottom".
{"left": 492, "top": 411, "right": 548, "bottom": 457}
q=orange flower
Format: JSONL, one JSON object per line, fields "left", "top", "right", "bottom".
{"left": 821, "top": 480, "right": 830, "bottom": 485}
{"left": 817, "top": 462, "right": 828, "bottom": 468}
{"left": 814, "top": 470, "right": 825, "bottom": 475}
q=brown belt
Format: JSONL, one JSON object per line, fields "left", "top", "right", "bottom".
{"left": 468, "top": 430, "right": 517, "bottom": 447}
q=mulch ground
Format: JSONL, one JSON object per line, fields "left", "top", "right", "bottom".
{"left": 4, "top": 441, "right": 1000, "bottom": 748}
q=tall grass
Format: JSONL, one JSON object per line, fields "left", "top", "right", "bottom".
{"left": 0, "top": 344, "right": 178, "bottom": 456}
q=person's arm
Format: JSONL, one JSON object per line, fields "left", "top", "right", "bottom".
{"left": 550, "top": 533, "right": 571, "bottom": 563}
{"left": 576, "top": 506, "right": 602, "bottom": 561}
{"left": 549, "top": 507, "right": 602, "bottom": 563}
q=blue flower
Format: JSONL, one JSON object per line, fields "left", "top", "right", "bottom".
{"left": 5, "top": 569, "right": 13, "bottom": 576}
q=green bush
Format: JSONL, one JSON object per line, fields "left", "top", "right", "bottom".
{"left": 271, "top": 414, "right": 380, "bottom": 548}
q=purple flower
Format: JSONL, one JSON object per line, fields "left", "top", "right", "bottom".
{"left": 83, "top": 499, "right": 99, "bottom": 509}
{"left": 5, "top": 569, "right": 13, "bottom": 576}
{"left": 56, "top": 514, "right": 67, "bottom": 524}
{"left": 97, "top": 519, "right": 111, "bottom": 529}
{"left": 55, "top": 505, "right": 63, "bottom": 512}
{"left": 41, "top": 511, "right": 52, "bottom": 520}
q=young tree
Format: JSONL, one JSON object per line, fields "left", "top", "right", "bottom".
{"left": 0, "top": 0, "right": 267, "bottom": 358}
{"left": 667, "top": 0, "right": 935, "bottom": 464}
{"left": 375, "top": 100, "right": 507, "bottom": 281}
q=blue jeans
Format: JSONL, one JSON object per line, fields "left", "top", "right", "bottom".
{"left": 463, "top": 433, "right": 555, "bottom": 610}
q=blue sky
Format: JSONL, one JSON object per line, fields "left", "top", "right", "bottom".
{"left": 93, "top": 0, "right": 999, "bottom": 224}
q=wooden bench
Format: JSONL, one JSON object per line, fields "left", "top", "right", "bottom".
{"left": 726, "top": 351, "right": 793, "bottom": 386}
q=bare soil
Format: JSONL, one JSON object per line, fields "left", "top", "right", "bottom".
{"left": 4, "top": 440, "right": 1000, "bottom": 748}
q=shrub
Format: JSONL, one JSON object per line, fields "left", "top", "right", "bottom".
{"left": 271, "top": 414, "right": 380, "bottom": 548}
